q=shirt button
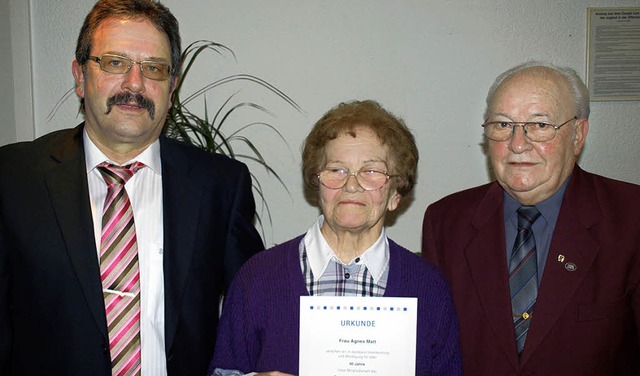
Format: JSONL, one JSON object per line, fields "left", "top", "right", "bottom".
{"left": 355, "top": 257, "right": 360, "bottom": 263}
{"left": 345, "top": 272, "right": 351, "bottom": 279}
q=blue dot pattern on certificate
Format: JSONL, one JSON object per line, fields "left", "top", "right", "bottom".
{"left": 309, "top": 305, "right": 409, "bottom": 312}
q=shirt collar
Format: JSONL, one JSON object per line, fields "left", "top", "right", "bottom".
{"left": 83, "top": 128, "right": 162, "bottom": 175}
{"left": 303, "top": 215, "right": 390, "bottom": 283}
{"left": 503, "top": 174, "right": 571, "bottom": 227}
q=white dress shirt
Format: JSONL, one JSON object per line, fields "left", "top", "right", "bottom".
{"left": 84, "top": 131, "right": 167, "bottom": 375}
{"left": 303, "top": 215, "right": 390, "bottom": 285}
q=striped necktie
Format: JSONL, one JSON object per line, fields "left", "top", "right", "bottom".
{"left": 98, "top": 162, "right": 145, "bottom": 375}
{"left": 509, "top": 205, "right": 541, "bottom": 354}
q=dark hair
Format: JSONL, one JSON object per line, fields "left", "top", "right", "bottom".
{"left": 75, "top": 0, "right": 181, "bottom": 80}
{"left": 302, "top": 100, "right": 418, "bottom": 197}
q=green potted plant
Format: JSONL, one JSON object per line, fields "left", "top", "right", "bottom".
{"left": 164, "top": 40, "right": 302, "bottom": 235}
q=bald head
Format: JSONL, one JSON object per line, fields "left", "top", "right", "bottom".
{"left": 484, "top": 62, "right": 590, "bottom": 121}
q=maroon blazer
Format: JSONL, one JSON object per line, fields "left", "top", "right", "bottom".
{"left": 422, "top": 165, "right": 640, "bottom": 375}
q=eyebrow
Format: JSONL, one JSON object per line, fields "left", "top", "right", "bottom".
{"left": 99, "top": 51, "right": 170, "bottom": 63}
{"left": 491, "top": 112, "right": 552, "bottom": 121}
{"left": 325, "top": 159, "right": 388, "bottom": 167}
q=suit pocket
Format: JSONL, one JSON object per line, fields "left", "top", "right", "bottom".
{"left": 577, "top": 293, "right": 630, "bottom": 322}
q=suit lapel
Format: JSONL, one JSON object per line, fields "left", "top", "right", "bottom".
{"left": 464, "top": 183, "right": 521, "bottom": 370}
{"left": 160, "top": 137, "right": 204, "bottom": 351}
{"left": 520, "top": 167, "right": 601, "bottom": 364}
{"left": 45, "top": 126, "right": 108, "bottom": 339}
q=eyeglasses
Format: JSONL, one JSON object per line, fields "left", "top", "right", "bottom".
{"left": 317, "top": 168, "right": 398, "bottom": 191}
{"left": 482, "top": 116, "right": 577, "bottom": 142}
{"left": 87, "top": 54, "right": 174, "bottom": 81}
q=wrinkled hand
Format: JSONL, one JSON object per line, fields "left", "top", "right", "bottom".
{"left": 254, "top": 372, "right": 295, "bottom": 376}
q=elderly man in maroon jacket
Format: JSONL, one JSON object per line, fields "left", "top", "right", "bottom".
{"left": 422, "top": 61, "right": 640, "bottom": 375}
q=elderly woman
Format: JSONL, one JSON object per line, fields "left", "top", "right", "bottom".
{"left": 210, "top": 100, "right": 462, "bottom": 376}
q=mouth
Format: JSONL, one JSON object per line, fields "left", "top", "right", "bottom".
{"left": 507, "top": 161, "right": 538, "bottom": 168}
{"left": 116, "top": 102, "right": 143, "bottom": 109}
{"left": 339, "top": 200, "right": 365, "bottom": 206}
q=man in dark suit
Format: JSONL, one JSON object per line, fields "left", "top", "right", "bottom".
{"left": 0, "top": 0, "right": 264, "bottom": 375}
{"left": 422, "top": 62, "right": 640, "bottom": 375}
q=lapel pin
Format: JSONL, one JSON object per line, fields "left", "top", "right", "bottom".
{"left": 565, "top": 262, "right": 577, "bottom": 272}
{"left": 557, "top": 254, "right": 565, "bottom": 262}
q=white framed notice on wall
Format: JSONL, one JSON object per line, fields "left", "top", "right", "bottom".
{"left": 586, "top": 7, "right": 640, "bottom": 101}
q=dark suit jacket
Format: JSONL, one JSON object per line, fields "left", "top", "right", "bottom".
{"left": 0, "top": 125, "right": 264, "bottom": 375}
{"left": 422, "top": 165, "right": 640, "bottom": 375}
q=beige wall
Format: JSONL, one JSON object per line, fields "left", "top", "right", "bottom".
{"left": 7, "top": 0, "right": 640, "bottom": 250}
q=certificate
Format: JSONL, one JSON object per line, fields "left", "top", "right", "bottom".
{"left": 299, "top": 296, "right": 417, "bottom": 376}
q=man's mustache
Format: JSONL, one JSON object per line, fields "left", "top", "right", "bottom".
{"left": 105, "top": 92, "right": 156, "bottom": 120}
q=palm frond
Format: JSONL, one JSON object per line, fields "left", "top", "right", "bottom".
{"left": 164, "top": 40, "right": 302, "bottom": 237}
{"left": 46, "top": 87, "right": 77, "bottom": 123}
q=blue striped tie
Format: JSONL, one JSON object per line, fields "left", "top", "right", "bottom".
{"left": 509, "top": 205, "right": 541, "bottom": 354}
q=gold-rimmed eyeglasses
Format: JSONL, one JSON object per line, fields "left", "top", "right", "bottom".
{"left": 87, "top": 54, "right": 174, "bottom": 81}
{"left": 317, "top": 168, "right": 398, "bottom": 191}
{"left": 482, "top": 116, "right": 577, "bottom": 142}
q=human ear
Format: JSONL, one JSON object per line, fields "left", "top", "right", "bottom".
{"left": 387, "top": 189, "right": 402, "bottom": 212}
{"left": 72, "top": 59, "right": 86, "bottom": 98}
{"left": 573, "top": 118, "right": 589, "bottom": 155}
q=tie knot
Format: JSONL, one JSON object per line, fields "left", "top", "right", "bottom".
{"left": 517, "top": 206, "right": 541, "bottom": 229}
{"left": 97, "top": 161, "right": 145, "bottom": 186}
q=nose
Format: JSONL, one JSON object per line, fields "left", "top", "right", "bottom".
{"left": 344, "top": 172, "right": 363, "bottom": 192}
{"left": 508, "top": 125, "right": 533, "bottom": 153}
{"left": 121, "top": 63, "right": 145, "bottom": 93}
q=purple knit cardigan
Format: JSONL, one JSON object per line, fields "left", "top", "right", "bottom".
{"left": 209, "top": 235, "right": 462, "bottom": 375}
